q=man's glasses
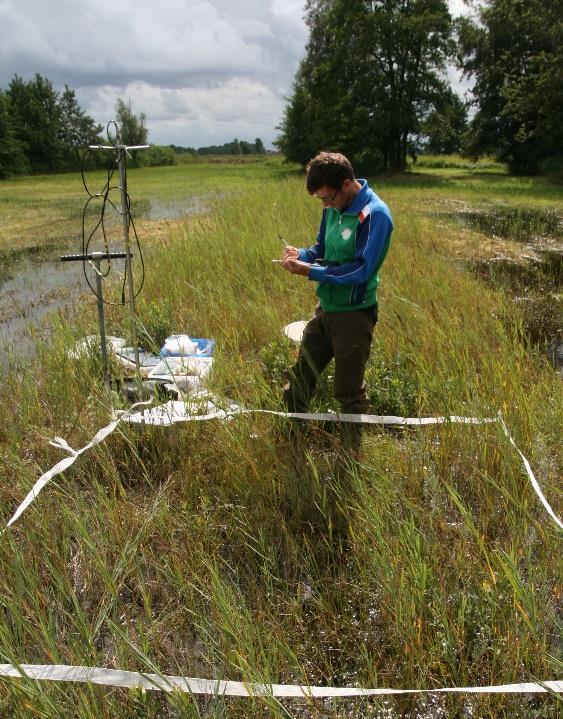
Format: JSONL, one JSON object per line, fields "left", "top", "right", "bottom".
{"left": 313, "top": 188, "right": 339, "bottom": 204}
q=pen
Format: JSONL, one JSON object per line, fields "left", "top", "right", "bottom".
{"left": 278, "top": 234, "right": 289, "bottom": 247}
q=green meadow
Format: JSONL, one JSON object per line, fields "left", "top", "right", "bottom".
{"left": 0, "top": 156, "right": 561, "bottom": 717}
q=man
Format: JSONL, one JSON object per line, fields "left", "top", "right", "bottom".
{"left": 281, "top": 151, "right": 393, "bottom": 456}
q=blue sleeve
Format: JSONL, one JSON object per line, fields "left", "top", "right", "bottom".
{"left": 308, "top": 211, "right": 392, "bottom": 285}
{"left": 298, "top": 209, "right": 326, "bottom": 262}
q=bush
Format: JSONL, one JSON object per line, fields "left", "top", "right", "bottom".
{"left": 367, "top": 352, "right": 419, "bottom": 416}
{"left": 540, "top": 154, "right": 563, "bottom": 183}
{"left": 140, "top": 145, "right": 176, "bottom": 167}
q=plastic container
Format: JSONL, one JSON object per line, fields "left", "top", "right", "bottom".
{"left": 159, "top": 335, "right": 215, "bottom": 358}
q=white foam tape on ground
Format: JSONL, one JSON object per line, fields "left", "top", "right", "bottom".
{"left": 497, "top": 415, "right": 563, "bottom": 531}
{"left": 2, "top": 404, "right": 561, "bottom": 701}
{"left": 124, "top": 400, "right": 497, "bottom": 427}
{"left": 123, "top": 401, "right": 561, "bottom": 531}
{"left": 0, "top": 664, "right": 560, "bottom": 698}
{"left": 3, "top": 401, "right": 152, "bottom": 532}
{"left": 4, "top": 399, "right": 562, "bottom": 532}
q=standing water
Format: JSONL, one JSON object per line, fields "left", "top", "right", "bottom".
{"left": 0, "top": 249, "right": 89, "bottom": 357}
{"left": 0, "top": 193, "right": 214, "bottom": 357}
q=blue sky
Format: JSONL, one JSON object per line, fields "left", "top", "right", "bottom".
{"left": 0, "top": 0, "right": 473, "bottom": 148}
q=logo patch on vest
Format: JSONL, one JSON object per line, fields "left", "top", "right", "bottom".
{"left": 341, "top": 228, "right": 352, "bottom": 240}
{"left": 359, "top": 205, "right": 370, "bottom": 223}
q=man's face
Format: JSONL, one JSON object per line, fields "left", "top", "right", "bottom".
{"left": 311, "top": 179, "right": 352, "bottom": 211}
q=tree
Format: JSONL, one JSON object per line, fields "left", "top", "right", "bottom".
{"left": 229, "top": 138, "right": 242, "bottom": 155}
{"left": 419, "top": 85, "right": 468, "bottom": 154}
{"left": 0, "top": 74, "right": 103, "bottom": 175}
{"left": 0, "top": 91, "right": 28, "bottom": 177}
{"left": 7, "top": 74, "right": 61, "bottom": 173}
{"left": 196, "top": 138, "right": 265, "bottom": 155}
{"left": 115, "top": 98, "right": 148, "bottom": 167}
{"left": 457, "top": 0, "right": 563, "bottom": 174}
{"left": 276, "top": 70, "right": 318, "bottom": 164}
{"left": 58, "top": 86, "right": 102, "bottom": 168}
{"left": 115, "top": 98, "right": 148, "bottom": 146}
{"left": 277, "top": 0, "right": 455, "bottom": 172}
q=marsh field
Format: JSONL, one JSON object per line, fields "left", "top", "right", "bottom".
{"left": 0, "top": 155, "right": 561, "bottom": 718}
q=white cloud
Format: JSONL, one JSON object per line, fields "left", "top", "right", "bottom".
{"left": 0, "top": 0, "right": 295, "bottom": 81}
{"left": 78, "top": 78, "right": 284, "bottom": 147}
{"left": 0, "top": 0, "right": 307, "bottom": 146}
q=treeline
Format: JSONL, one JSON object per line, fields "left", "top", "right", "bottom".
{"left": 0, "top": 70, "right": 265, "bottom": 178}
{"left": 171, "top": 138, "right": 267, "bottom": 156}
{"left": 277, "top": 0, "right": 563, "bottom": 176}
{"left": 0, "top": 75, "right": 175, "bottom": 178}
{"left": 0, "top": 74, "right": 102, "bottom": 177}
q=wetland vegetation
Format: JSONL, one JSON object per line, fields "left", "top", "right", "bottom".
{"left": 0, "top": 156, "right": 560, "bottom": 717}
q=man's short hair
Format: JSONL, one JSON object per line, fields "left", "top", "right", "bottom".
{"left": 306, "top": 152, "right": 355, "bottom": 193}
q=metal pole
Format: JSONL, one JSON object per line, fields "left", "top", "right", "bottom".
{"left": 117, "top": 148, "right": 141, "bottom": 373}
{"left": 92, "top": 252, "right": 109, "bottom": 387}
{"left": 61, "top": 251, "right": 130, "bottom": 388}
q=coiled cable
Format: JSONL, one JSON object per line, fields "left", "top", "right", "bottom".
{"left": 80, "top": 121, "right": 145, "bottom": 305}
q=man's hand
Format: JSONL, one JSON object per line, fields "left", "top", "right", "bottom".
{"left": 282, "top": 257, "right": 311, "bottom": 276}
{"left": 282, "top": 245, "right": 299, "bottom": 261}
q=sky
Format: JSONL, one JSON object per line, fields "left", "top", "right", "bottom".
{"left": 0, "top": 0, "right": 473, "bottom": 149}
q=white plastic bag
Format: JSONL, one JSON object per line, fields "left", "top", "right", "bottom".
{"left": 161, "top": 335, "right": 198, "bottom": 356}
{"left": 148, "top": 355, "right": 213, "bottom": 380}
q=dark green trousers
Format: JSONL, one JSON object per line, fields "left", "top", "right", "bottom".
{"left": 283, "top": 304, "right": 377, "bottom": 452}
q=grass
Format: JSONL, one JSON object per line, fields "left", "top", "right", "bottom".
{"left": 0, "top": 154, "right": 288, "bottom": 256}
{"left": 0, "top": 156, "right": 561, "bottom": 717}
{"left": 452, "top": 205, "right": 562, "bottom": 242}
{"left": 409, "top": 153, "right": 508, "bottom": 174}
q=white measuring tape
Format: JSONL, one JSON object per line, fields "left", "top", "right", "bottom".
{"left": 123, "top": 400, "right": 562, "bottom": 531}
{"left": 0, "top": 664, "right": 560, "bottom": 697}
{"left": 497, "top": 414, "right": 563, "bottom": 531}
{"left": 4, "top": 399, "right": 562, "bottom": 531}
{"left": 124, "top": 399, "right": 499, "bottom": 428}
{"left": 1, "top": 402, "right": 561, "bottom": 702}
{"left": 2, "top": 401, "right": 152, "bottom": 532}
